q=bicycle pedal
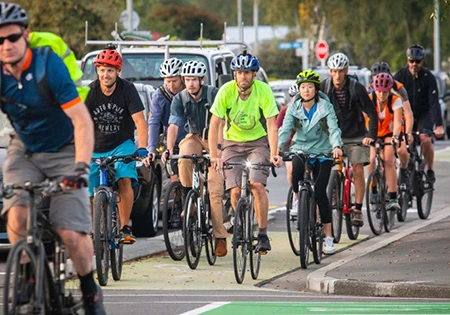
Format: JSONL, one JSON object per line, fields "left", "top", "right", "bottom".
{"left": 259, "top": 250, "right": 268, "bottom": 255}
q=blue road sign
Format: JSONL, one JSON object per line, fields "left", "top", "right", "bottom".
{"left": 278, "top": 42, "right": 303, "bottom": 50}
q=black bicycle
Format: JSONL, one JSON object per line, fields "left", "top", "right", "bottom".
{"left": 2, "top": 180, "right": 84, "bottom": 314}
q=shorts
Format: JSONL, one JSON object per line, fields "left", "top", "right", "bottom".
{"left": 414, "top": 111, "right": 434, "bottom": 135}
{"left": 342, "top": 137, "right": 370, "bottom": 166}
{"left": 89, "top": 139, "right": 138, "bottom": 196}
{"left": 2, "top": 133, "right": 91, "bottom": 234}
{"left": 221, "top": 137, "right": 270, "bottom": 190}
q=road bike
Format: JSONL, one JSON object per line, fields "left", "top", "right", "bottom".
{"left": 92, "top": 154, "right": 139, "bottom": 286}
{"left": 2, "top": 180, "right": 84, "bottom": 314}
{"left": 224, "top": 161, "right": 276, "bottom": 283}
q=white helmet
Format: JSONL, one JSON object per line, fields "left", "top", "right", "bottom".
{"left": 181, "top": 60, "right": 207, "bottom": 77}
{"left": 327, "top": 53, "right": 349, "bottom": 70}
{"left": 288, "top": 84, "right": 299, "bottom": 97}
{"left": 160, "top": 58, "right": 183, "bottom": 78}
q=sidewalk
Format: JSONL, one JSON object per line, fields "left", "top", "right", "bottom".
{"left": 306, "top": 205, "right": 450, "bottom": 298}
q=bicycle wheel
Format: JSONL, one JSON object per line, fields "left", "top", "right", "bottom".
{"left": 327, "top": 170, "right": 343, "bottom": 243}
{"left": 111, "top": 205, "right": 123, "bottom": 281}
{"left": 366, "top": 171, "right": 384, "bottom": 235}
{"left": 285, "top": 186, "right": 300, "bottom": 255}
{"left": 93, "top": 190, "right": 111, "bottom": 286}
{"left": 417, "top": 169, "right": 433, "bottom": 220}
{"left": 204, "top": 194, "right": 217, "bottom": 266}
{"left": 298, "top": 189, "right": 310, "bottom": 269}
{"left": 397, "top": 189, "right": 409, "bottom": 222}
{"left": 184, "top": 190, "right": 202, "bottom": 270}
{"left": 344, "top": 171, "right": 360, "bottom": 240}
{"left": 233, "top": 198, "right": 248, "bottom": 284}
{"left": 383, "top": 182, "right": 395, "bottom": 233}
{"left": 4, "top": 240, "right": 39, "bottom": 315}
{"left": 162, "top": 181, "right": 185, "bottom": 261}
{"left": 249, "top": 196, "right": 261, "bottom": 280}
{"left": 311, "top": 197, "right": 323, "bottom": 265}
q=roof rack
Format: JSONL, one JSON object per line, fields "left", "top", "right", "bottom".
{"left": 84, "top": 21, "right": 248, "bottom": 59}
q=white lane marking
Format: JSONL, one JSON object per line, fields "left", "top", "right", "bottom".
{"left": 178, "top": 302, "right": 229, "bottom": 315}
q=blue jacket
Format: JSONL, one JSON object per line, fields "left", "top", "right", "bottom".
{"left": 147, "top": 85, "right": 186, "bottom": 152}
{"left": 278, "top": 96, "right": 342, "bottom": 155}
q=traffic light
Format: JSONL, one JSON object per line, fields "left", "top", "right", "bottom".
{"left": 298, "top": 2, "right": 308, "bottom": 23}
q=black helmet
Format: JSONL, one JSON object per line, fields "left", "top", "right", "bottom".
{"left": 407, "top": 44, "right": 425, "bottom": 60}
{"left": 0, "top": 2, "right": 28, "bottom": 28}
{"left": 371, "top": 62, "right": 391, "bottom": 76}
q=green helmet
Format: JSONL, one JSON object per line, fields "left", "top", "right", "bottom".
{"left": 296, "top": 70, "right": 321, "bottom": 86}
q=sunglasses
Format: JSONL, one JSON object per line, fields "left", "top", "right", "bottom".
{"left": 408, "top": 59, "right": 423, "bottom": 64}
{"left": 0, "top": 31, "right": 24, "bottom": 45}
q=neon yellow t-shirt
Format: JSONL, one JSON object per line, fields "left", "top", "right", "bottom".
{"left": 210, "top": 80, "right": 278, "bottom": 142}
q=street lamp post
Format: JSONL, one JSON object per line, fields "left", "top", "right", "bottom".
{"left": 434, "top": 0, "right": 440, "bottom": 72}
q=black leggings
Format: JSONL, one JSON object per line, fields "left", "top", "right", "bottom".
{"left": 292, "top": 157, "right": 333, "bottom": 224}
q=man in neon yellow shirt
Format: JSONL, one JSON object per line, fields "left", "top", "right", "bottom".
{"left": 208, "top": 51, "right": 282, "bottom": 253}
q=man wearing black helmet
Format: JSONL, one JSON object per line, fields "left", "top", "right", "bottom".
{"left": 394, "top": 44, "right": 444, "bottom": 185}
{"left": 0, "top": 2, "right": 105, "bottom": 314}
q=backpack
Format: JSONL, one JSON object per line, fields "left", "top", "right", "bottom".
{"left": 371, "top": 91, "right": 394, "bottom": 114}
{"left": 158, "top": 85, "right": 173, "bottom": 103}
{"left": 323, "top": 75, "right": 358, "bottom": 111}
{"left": 293, "top": 92, "right": 331, "bottom": 136}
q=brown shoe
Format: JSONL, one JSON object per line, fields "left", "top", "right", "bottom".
{"left": 215, "top": 238, "right": 227, "bottom": 257}
{"left": 351, "top": 209, "right": 364, "bottom": 227}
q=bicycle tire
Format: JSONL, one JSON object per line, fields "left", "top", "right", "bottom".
{"left": 184, "top": 190, "right": 202, "bottom": 270}
{"left": 204, "top": 193, "right": 216, "bottom": 266}
{"left": 345, "top": 171, "right": 360, "bottom": 240}
{"left": 162, "top": 181, "right": 185, "bottom": 261}
{"left": 298, "top": 189, "right": 310, "bottom": 269}
{"left": 133, "top": 175, "right": 161, "bottom": 237}
{"left": 397, "top": 190, "right": 409, "bottom": 222}
{"left": 327, "top": 170, "right": 343, "bottom": 243}
{"left": 285, "top": 186, "right": 300, "bottom": 255}
{"left": 311, "top": 196, "right": 323, "bottom": 265}
{"left": 249, "top": 196, "right": 261, "bottom": 280}
{"left": 366, "top": 171, "right": 383, "bottom": 235}
{"left": 233, "top": 198, "right": 248, "bottom": 284}
{"left": 383, "top": 181, "right": 395, "bottom": 233}
{"left": 93, "top": 191, "right": 111, "bottom": 286}
{"left": 417, "top": 170, "right": 433, "bottom": 220}
{"left": 111, "top": 205, "right": 123, "bottom": 281}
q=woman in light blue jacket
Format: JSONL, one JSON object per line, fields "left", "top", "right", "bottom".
{"left": 278, "top": 70, "right": 342, "bottom": 255}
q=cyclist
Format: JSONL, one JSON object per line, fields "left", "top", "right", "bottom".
{"left": 321, "top": 53, "right": 378, "bottom": 227}
{"left": 367, "top": 73, "right": 403, "bottom": 210}
{"left": 86, "top": 46, "right": 148, "bottom": 245}
{"left": 161, "top": 60, "right": 228, "bottom": 257}
{"left": 276, "top": 83, "right": 298, "bottom": 187}
{"left": 278, "top": 70, "right": 342, "bottom": 254}
{"left": 208, "top": 51, "right": 283, "bottom": 254}
{"left": 0, "top": 3, "right": 105, "bottom": 313}
{"left": 145, "top": 57, "right": 186, "bottom": 179}
{"left": 393, "top": 44, "right": 444, "bottom": 185}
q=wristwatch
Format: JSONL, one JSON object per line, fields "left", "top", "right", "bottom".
{"left": 217, "top": 144, "right": 223, "bottom": 150}
{"left": 75, "top": 162, "right": 90, "bottom": 171}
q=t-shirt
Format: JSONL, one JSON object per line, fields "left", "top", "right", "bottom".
{"left": 210, "top": 80, "right": 278, "bottom": 142}
{"left": 86, "top": 78, "right": 144, "bottom": 152}
{"left": 1, "top": 48, "right": 80, "bottom": 152}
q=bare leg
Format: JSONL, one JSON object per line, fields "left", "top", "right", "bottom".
{"left": 117, "top": 178, "right": 134, "bottom": 229}
{"left": 251, "top": 182, "right": 268, "bottom": 229}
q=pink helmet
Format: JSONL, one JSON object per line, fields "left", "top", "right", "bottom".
{"left": 373, "top": 73, "right": 393, "bottom": 92}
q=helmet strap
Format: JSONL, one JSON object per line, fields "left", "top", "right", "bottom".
{"left": 302, "top": 95, "right": 316, "bottom": 103}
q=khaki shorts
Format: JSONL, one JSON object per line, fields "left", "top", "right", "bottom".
{"left": 1, "top": 133, "right": 91, "bottom": 234}
{"left": 221, "top": 137, "right": 270, "bottom": 190}
{"left": 342, "top": 137, "right": 370, "bottom": 166}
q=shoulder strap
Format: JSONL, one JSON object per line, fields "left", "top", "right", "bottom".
{"left": 324, "top": 77, "right": 332, "bottom": 95}
{"left": 348, "top": 77, "right": 356, "bottom": 110}
{"left": 158, "top": 85, "right": 172, "bottom": 102}
{"left": 180, "top": 89, "right": 189, "bottom": 105}
{"left": 35, "top": 46, "right": 57, "bottom": 107}
{"left": 387, "top": 93, "right": 394, "bottom": 114}
{"left": 206, "top": 85, "right": 213, "bottom": 106}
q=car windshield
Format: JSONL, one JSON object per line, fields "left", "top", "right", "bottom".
{"left": 82, "top": 53, "right": 210, "bottom": 84}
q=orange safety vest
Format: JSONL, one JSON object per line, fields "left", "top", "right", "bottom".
{"left": 367, "top": 94, "right": 401, "bottom": 138}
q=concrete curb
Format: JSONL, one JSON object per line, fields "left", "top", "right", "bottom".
{"left": 306, "top": 206, "right": 450, "bottom": 298}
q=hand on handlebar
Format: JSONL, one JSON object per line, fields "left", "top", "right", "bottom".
{"left": 161, "top": 149, "right": 172, "bottom": 164}
{"left": 210, "top": 157, "right": 223, "bottom": 172}
{"left": 61, "top": 168, "right": 88, "bottom": 190}
{"left": 143, "top": 152, "right": 156, "bottom": 167}
{"left": 362, "top": 137, "right": 374, "bottom": 146}
{"left": 270, "top": 155, "right": 283, "bottom": 168}
{"left": 135, "top": 147, "right": 149, "bottom": 158}
{"left": 333, "top": 147, "right": 343, "bottom": 159}
{"left": 434, "top": 125, "right": 445, "bottom": 139}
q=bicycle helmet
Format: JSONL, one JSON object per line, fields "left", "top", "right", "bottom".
{"left": 94, "top": 48, "right": 123, "bottom": 71}
{"left": 327, "top": 53, "right": 349, "bottom": 70}
{"left": 407, "top": 44, "right": 425, "bottom": 60}
{"left": 181, "top": 60, "right": 207, "bottom": 77}
{"left": 296, "top": 70, "right": 321, "bottom": 86}
{"left": 0, "top": 2, "right": 28, "bottom": 28}
{"left": 160, "top": 57, "right": 183, "bottom": 78}
{"left": 230, "top": 50, "right": 260, "bottom": 71}
{"left": 288, "top": 83, "right": 299, "bottom": 97}
{"left": 373, "top": 73, "right": 393, "bottom": 92}
{"left": 371, "top": 62, "right": 391, "bottom": 76}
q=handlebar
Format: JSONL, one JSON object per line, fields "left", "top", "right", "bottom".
{"left": 280, "top": 151, "right": 332, "bottom": 162}
{"left": 0, "top": 179, "right": 62, "bottom": 199}
{"left": 92, "top": 154, "right": 139, "bottom": 167}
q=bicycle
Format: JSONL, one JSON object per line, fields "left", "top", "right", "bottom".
{"left": 282, "top": 152, "right": 327, "bottom": 269}
{"left": 398, "top": 131, "right": 434, "bottom": 221}
{"left": 327, "top": 143, "right": 361, "bottom": 243}
{"left": 171, "top": 152, "right": 216, "bottom": 269}
{"left": 285, "top": 185, "right": 299, "bottom": 255}
{"left": 223, "top": 161, "right": 276, "bottom": 284}
{"left": 365, "top": 141, "right": 396, "bottom": 235}
{"left": 2, "top": 180, "right": 84, "bottom": 314}
{"left": 92, "top": 154, "right": 139, "bottom": 286}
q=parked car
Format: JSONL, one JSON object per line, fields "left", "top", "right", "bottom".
{"left": 431, "top": 71, "right": 449, "bottom": 138}
{"left": 269, "top": 79, "right": 296, "bottom": 109}
{"left": 0, "top": 112, "right": 13, "bottom": 247}
{"left": 312, "top": 66, "right": 372, "bottom": 87}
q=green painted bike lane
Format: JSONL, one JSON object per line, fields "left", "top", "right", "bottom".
{"left": 197, "top": 302, "right": 450, "bottom": 315}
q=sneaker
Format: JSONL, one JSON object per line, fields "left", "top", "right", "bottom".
{"left": 290, "top": 198, "right": 299, "bottom": 216}
{"left": 120, "top": 225, "right": 136, "bottom": 244}
{"left": 214, "top": 238, "right": 227, "bottom": 257}
{"left": 370, "top": 192, "right": 378, "bottom": 204}
{"left": 387, "top": 199, "right": 400, "bottom": 211}
{"left": 83, "top": 285, "right": 106, "bottom": 315}
{"left": 351, "top": 209, "right": 364, "bottom": 227}
{"left": 323, "top": 237, "right": 335, "bottom": 255}
{"left": 256, "top": 233, "right": 271, "bottom": 254}
{"left": 427, "top": 169, "right": 436, "bottom": 184}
